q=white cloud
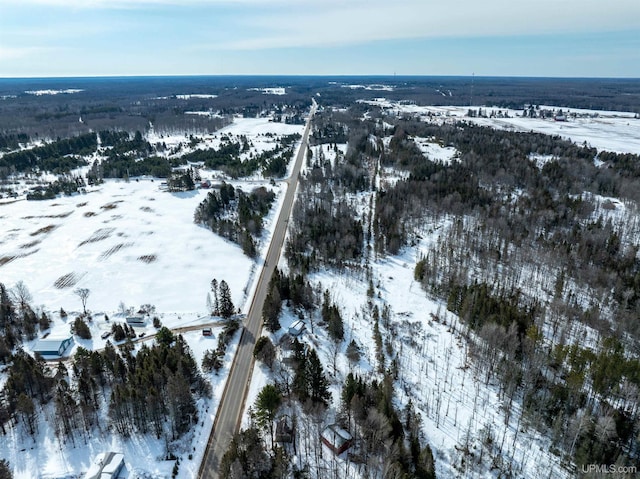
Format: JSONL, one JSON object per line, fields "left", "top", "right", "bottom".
{"left": 216, "top": 0, "right": 640, "bottom": 50}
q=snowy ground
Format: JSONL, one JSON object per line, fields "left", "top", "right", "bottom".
{"left": 148, "top": 116, "right": 304, "bottom": 172}
{"left": 245, "top": 237, "right": 572, "bottom": 479}
{"left": 0, "top": 179, "right": 251, "bottom": 316}
{"left": 360, "top": 99, "right": 640, "bottom": 155}
{"left": 234, "top": 101, "right": 640, "bottom": 478}
{"left": 0, "top": 115, "right": 308, "bottom": 479}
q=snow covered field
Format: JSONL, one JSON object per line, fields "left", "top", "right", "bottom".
{"left": 148, "top": 116, "right": 303, "bottom": 168}
{"left": 0, "top": 180, "right": 251, "bottom": 316}
{"left": 362, "top": 98, "right": 640, "bottom": 155}
{"left": 0, "top": 115, "right": 307, "bottom": 479}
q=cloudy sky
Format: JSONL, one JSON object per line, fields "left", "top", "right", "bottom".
{"left": 1, "top": 0, "right": 639, "bottom": 77}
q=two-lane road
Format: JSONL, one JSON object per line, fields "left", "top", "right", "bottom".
{"left": 199, "top": 104, "right": 315, "bottom": 478}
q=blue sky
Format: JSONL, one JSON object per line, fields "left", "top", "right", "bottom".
{"left": 1, "top": 0, "right": 639, "bottom": 78}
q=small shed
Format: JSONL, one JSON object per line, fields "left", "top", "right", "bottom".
{"left": 321, "top": 424, "right": 353, "bottom": 455}
{"left": 33, "top": 336, "right": 73, "bottom": 357}
{"left": 288, "top": 320, "right": 306, "bottom": 337}
{"left": 85, "top": 452, "right": 124, "bottom": 479}
{"left": 126, "top": 315, "right": 146, "bottom": 325}
{"left": 101, "top": 453, "right": 124, "bottom": 477}
{"left": 275, "top": 417, "right": 293, "bottom": 443}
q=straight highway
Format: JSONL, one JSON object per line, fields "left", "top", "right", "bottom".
{"left": 199, "top": 103, "right": 315, "bottom": 478}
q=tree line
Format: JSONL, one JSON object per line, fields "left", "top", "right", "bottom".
{"left": 194, "top": 183, "right": 276, "bottom": 257}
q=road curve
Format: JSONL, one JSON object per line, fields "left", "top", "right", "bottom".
{"left": 199, "top": 104, "right": 315, "bottom": 478}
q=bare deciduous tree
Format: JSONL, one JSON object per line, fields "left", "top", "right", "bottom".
{"left": 74, "top": 288, "right": 90, "bottom": 315}
{"left": 11, "top": 280, "right": 32, "bottom": 310}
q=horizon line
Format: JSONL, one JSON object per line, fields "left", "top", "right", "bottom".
{"left": 2, "top": 74, "right": 640, "bottom": 81}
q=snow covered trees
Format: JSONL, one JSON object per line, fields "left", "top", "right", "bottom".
{"left": 293, "top": 347, "right": 331, "bottom": 406}
{"left": 253, "top": 384, "right": 281, "bottom": 446}
{"left": 210, "top": 279, "right": 235, "bottom": 319}
{"left": 194, "top": 184, "right": 275, "bottom": 258}
{"left": 218, "top": 280, "right": 235, "bottom": 319}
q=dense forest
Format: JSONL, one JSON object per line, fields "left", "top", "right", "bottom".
{"left": 228, "top": 102, "right": 640, "bottom": 477}
{"left": 194, "top": 182, "right": 276, "bottom": 257}
{"left": 363, "top": 109, "right": 640, "bottom": 472}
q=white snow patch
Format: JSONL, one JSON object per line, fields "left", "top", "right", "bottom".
{"left": 248, "top": 87, "right": 286, "bottom": 95}
{"left": 414, "top": 138, "right": 458, "bottom": 164}
{"left": 24, "top": 89, "right": 83, "bottom": 96}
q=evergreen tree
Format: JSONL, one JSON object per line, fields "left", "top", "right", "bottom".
{"left": 0, "top": 459, "right": 13, "bottom": 479}
{"left": 262, "top": 287, "right": 282, "bottom": 333}
{"left": 253, "top": 336, "right": 276, "bottom": 369}
{"left": 71, "top": 317, "right": 91, "bottom": 339}
{"left": 39, "top": 312, "right": 50, "bottom": 331}
{"left": 211, "top": 279, "right": 220, "bottom": 316}
{"left": 307, "top": 349, "right": 331, "bottom": 405}
{"left": 202, "top": 349, "right": 223, "bottom": 374}
{"left": 253, "top": 384, "right": 281, "bottom": 446}
{"left": 219, "top": 280, "right": 235, "bottom": 319}
{"left": 155, "top": 327, "right": 175, "bottom": 346}
{"left": 15, "top": 393, "right": 37, "bottom": 436}
{"left": 294, "top": 347, "right": 331, "bottom": 406}
{"left": 323, "top": 291, "right": 344, "bottom": 341}
{"left": 241, "top": 231, "right": 257, "bottom": 258}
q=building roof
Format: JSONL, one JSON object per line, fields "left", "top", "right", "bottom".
{"left": 84, "top": 452, "right": 124, "bottom": 479}
{"left": 33, "top": 336, "right": 73, "bottom": 354}
{"left": 289, "top": 320, "right": 306, "bottom": 335}
{"left": 321, "top": 424, "right": 352, "bottom": 449}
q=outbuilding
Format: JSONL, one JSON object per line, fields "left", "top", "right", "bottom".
{"left": 33, "top": 336, "right": 73, "bottom": 357}
{"left": 126, "top": 315, "right": 146, "bottom": 325}
{"left": 288, "top": 320, "right": 306, "bottom": 337}
{"left": 321, "top": 424, "right": 353, "bottom": 455}
{"left": 85, "top": 452, "right": 125, "bottom": 479}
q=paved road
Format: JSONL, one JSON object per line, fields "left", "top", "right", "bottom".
{"left": 199, "top": 104, "right": 315, "bottom": 478}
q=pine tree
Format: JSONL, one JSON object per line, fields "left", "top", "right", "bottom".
{"left": 241, "top": 231, "right": 257, "bottom": 258}
{"left": 210, "top": 279, "right": 220, "bottom": 316}
{"left": 0, "top": 459, "right": 13, "bottom": 479}
{"left": 323, "top": 290, "right": 344, "bottom": 341}
{"left": 15, "top": 393, "right": 37, "bottom": 436}
{"left": 253, "top": 384, "right": 281, "bottom": 446}
{"left": 72, "top": 317, "right": 91, "bottom": 339}
{"left": 263, "top": 287, "right": 281, "bottom": 333}
{"left": 219, "top": 280, "right": 235, "bottom": 319}
{"left": 294, "top": 348, "right": 331, "bottom": 406}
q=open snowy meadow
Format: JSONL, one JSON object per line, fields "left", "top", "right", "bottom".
{"left": 0, "top": 116, "right": 305, "bottom": 478}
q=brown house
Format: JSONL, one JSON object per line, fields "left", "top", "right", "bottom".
{"left": 321, "top": 424, "right": 353, "bottom": 455}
